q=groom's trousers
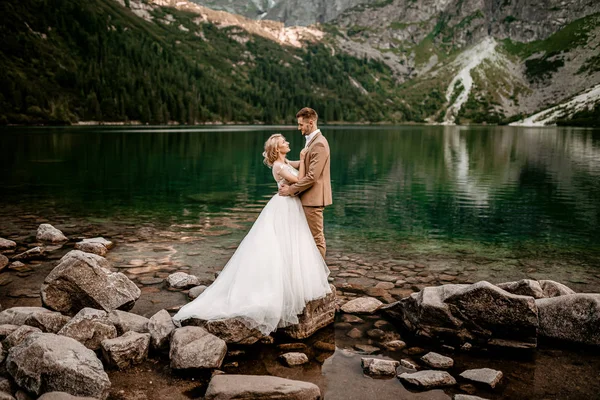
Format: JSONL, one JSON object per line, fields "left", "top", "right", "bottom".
{"left": 303, "top": 206, "right": 326, "bottom": 258}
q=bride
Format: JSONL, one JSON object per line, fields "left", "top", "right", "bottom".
{"left": 173, "top": 133, "right": 332, "bottom": 335}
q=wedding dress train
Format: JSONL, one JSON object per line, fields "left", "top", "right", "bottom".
{"left": 173, "top": 164, "right": 331, "bottom": 335}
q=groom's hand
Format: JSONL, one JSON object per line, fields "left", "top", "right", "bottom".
{"left": 279, "top": 184, "right": 291, "bottom": 196}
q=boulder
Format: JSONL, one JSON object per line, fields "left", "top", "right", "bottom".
{"left": 0, "top": 307, "right": 54, "bottom": 326}
{"left": 166, "top": 272, "right": 201, "bottom": 289}
{"left": 36, "top": 224, "right": 68, "bottom": 243}
{"left": 0, "top": 255, "right": 8, "bottom": 272}
{"left": 24, "top": 311, "right": 70, "bottom": 333}
{"left": 0, "top": 238, "right": 16, "bottom": 252}
{"left": 383, "top": 340, "right": 406, "bottom": 351}
{"left": 6, "top": 333, "right": 110, "bottom": 399}
{"left": 421, "top": 352, "right": 454, "bottom": 369}
{"left": 188, "top": 285, "right": 207, "bottom": 300}
{"left": 536, "top": 294, "right": 600, "bottom": 346}
{"left": 361, "top": 358, "right": 400, "bottom": 377}
{"left": 108, "top": 310, "right": 149, "bottom": 335}
{"left": 2, "top": 325, "right": 42, "bottom": 351}
{"left": 37, "top": 393, "right": 98, "bottom": 400}
{"left": 459, "top": 368, "right": 503, "bottom": 389}
{"left": 169, "top": 326, "right": 227, "bottom": 369}
{"left": 454, "top": 396, "right": 490, "bottom": 400}
{"left": 41, "top": 250, "right": 140, "bottom": 315}
{"left": 204, "top": 375, "right": 320, "bottom": 400}
{"left": 78, "top": 237, "right": 114, "bottom": 250}
{"left": 340, "top": 297, "right": 383, "bottom": 314}
{"left": 279, "top": 352, "right": 309, "bottom": 367}
{"left": 182, "top": 317, "right": 265, "bottom": 345}
{"left": 101, "top": 331, "right": 151, "bottom": 369}
{"left": 148, "top": 310, "right": 175, "bottom": 349}
{"left": 12, "top": 247, "right": 45, "bottom": 261}
{"left": 397, "top": 370, "right": 456, "bottom": 389}
{"left": 74, "top": 242, "right": 107, "bottom": 256}
{"left": 539, "top": 280, "right": 575, "bottom": 297}
{"left": 58, "top": 308, "right": 117, "bottom": 350}
{"left": 383, "top": 281, "right": 538, "bottom": 349}
{"left": 282, "top": 285, "right": 336, "bottom": 339}
{"left": 0, "top": 392, "right": 14, "bottom": 400}
{"left": 0, "top": 325, "right": 19, "bottom": 341}
{"left": 496, "top": 279, "right": 544, "bottom": 299}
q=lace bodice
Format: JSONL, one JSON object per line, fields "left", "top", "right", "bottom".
{"left": 275, "top": 163, "right": 299, "bottom": 188}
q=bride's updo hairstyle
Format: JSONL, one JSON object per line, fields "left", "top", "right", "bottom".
{"left": 263, "top": 133, "right": 284, "bottom": 168}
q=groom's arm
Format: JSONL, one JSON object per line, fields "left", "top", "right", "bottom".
{"left": 289, "top": 143, "right": 327, "bottom": 196}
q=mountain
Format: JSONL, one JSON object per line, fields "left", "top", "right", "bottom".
{"left": 188, "top": 0, "right": 375, "bottom": 26}
{"left": 1, "top": 0, "right": 599, "bottom": 126}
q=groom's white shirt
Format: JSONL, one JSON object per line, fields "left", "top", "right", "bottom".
{"left": 304, "top": 129, "right": 320, "bottom": 148}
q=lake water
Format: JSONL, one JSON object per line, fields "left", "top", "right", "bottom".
{"left": 1, "top": 124, "right": 600, "bottom": 399}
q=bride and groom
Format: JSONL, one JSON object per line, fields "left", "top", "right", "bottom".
{"left": 173, "top": 107, "right": 333, "bottom": 334}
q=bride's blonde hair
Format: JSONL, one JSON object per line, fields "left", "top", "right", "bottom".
{"left": 262, "top": 133, "right": 284, "bottom": 168}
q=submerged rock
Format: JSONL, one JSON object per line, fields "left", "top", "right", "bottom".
{"left": 397, "top": 370, "right": 456, "bottom": 389}
{"left": 12, "top": 247, "right": 45, "bottom": 261}
{"left": 459, "top": 368, "right": 503, "bottom": 389}
{"left": 204, "top": 375, "right": 320, "bottom": 400}
{"left": 41, "top": 250, "right": 140, "bottom": 315}
{"left": 361, "top": 358, "right": 399, "bottom": 377}
{"left": 279, "top": 352, "right": 309, "bottom": 367}
{"left": 37, "top": 224, "right": 68, "bottom": 243}
{"left": 0, "top": 238, "right": 17, "bottom": 252}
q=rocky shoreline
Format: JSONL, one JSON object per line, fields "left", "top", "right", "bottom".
{"left": 1, "top": 223, "right": 600, "bottom": 399}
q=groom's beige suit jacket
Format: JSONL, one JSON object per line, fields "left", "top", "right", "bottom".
{"left": 290, "top": 131, "right": 332, "bottom": 206}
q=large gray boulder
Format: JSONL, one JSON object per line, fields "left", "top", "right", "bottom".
{"left": 108, "top": 310, "right": 149, "bottom": 335}
{"left": 41, "top": 250, "right": 140, "bottom": 315}
{"left": 182, "top": 317, "right": 265, "bottom": 345}
{"left": 282, "top": 285, "right": 336, "bottom": 339}
{"left": 37, "top": 224, "right": 68, "bottom": 243}
{"left": 169, "top": 326, "right": 227, "bottom": 369}
{"left": 0, "top": 325, "right": 19, "bottom": 341}
{"left": 536, "top": 294, "right": 600, "bottom": 346}
{"left": 383, "top": 281, "right": 538, "bottom": 349}
{"left": 166, "top": 272, "right": 201, "bottom": 289}
{"left": 0, "top": 307, "right": 54, "bottom": 326}
{"left": 37, "top": 393, "right": 98, "bottom": 400}
{"left": 24, "top": 311, "right": 70, "bottom": 333}
{"left": 2, "top": 325, "right": 42, "bottom": 351}
{"left": 101, "top": 331, "right": 151, "bottom": 369}
{"left": 204, "top": 375, "right": 321, "bottom": 400}
{"left": 148, "top": 310, "right": 176, "bottom": 350}
{"left": 6, "top": 333, "right": 110, "bottom": 399}
{"left": 58, "top": 308, "right": 117, "bottom": 350}
{"left": 539, "top": 280, "right": 576, "bottom": 297}
{"left": 496, "top": 279, "right": 544, "bottom": 299}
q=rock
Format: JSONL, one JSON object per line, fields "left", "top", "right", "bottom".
{"left": 8, "top": 261, "right": 25, "bottom": 270}
{"left": 0, "top": 255, "right": 8, "bottom": 272}
{"left": 374, "top": 320, "right": 391, "bottom": 328}
{"left": 41, "top": 250, "right": 140, "bottom": 315}
{"left": 6, "top": 333, "right": 110, "bottom": 397}
{"left": 454, "top": 396, "right": 490, "bottom": 400}
{"left": 0, "top": 392, "right": 14, "bottom": 400}
{"left": 2, "top": 326, "right": 42, "bottom": 350}
{"left": 383, "top": 340, "right": 406, "bottom": 351}
{"left": 383, "top": 281, "right": 538, "bottom": 348}
{"left": 188, "top": 285, "right": 207, "bottom": 299}
{"left": 101, "top": 331, "right": 151, "bottom": 369}
{"left": 375, "top": 282, "right": 395, "bottom": 290}
{"left": 361, "top": 358, "right": 399, "bottom": 376}
{"left": 138, "top": 277, "right": 163, "bottom": 285}
{"left": 346, "top": 328, "right": 362, "bottom": 339}
{"left": 400, "top": 359, "right": 418, "bottom": 370}
{"left": 0, "top": 342, "right": 5, "bottom": 364}
{"left": 459, "top": 368, "right": 503, "bottom": 389}
{"left": 37, "top": 393, "right": 98, "bottom": 400}
{"left": 421, "top": 352, "right": 454, "bottom": 369}
{"left": 12, "top": 247, "right": 45, "bottom": 261}
{"left": 24, "top": 311, "right": 70, "bottom": 333}
{"left": 0, "top": 377, "right": 12, "bottom": 393}
{"left": 79, "top": 237, "right": 114, "bottom": 250}
{"left": 366, "top": 328, "right": 385, "bottom": 339}
{"left": 74, "top": 242, "right": 107, "bottom": 256}
{"left": 181, "top": 317, "right": 265, "bottom": 345}
{"left": 278, "top": 343, "right": 308, "bottom": 351}
{"left": 536, "top": 294, "right": 600, "bottom": 346}
{"left": 281, "top": 284, "right": 336, "bottom": 339}
{"left": 37, "top": 224, "right": 68, "bottom": 243}
{"left": 108, "top": 310, "right": 149, "bottom": 335}
{"left": 497, "top": 279, "right": 544, "bottom": 299}
{"left": 354, "top": 344, "right": 380, "bottom": 354}
{"left": 539, "top": 280, "right": 575, "bottom": 297}
{"left": 341, "top": 297, "right": 383, "bottom": 314}
{"left": 313, "top": 341, "right": 336, "bottom": 352}
{"left": 0, "top": 307, "right": 54, "bottom": 326}
{"left": 169, "top": 326, "right": 227, "bottom": 369}
{"left": 204, "top": 375, "right": 320, "bottom": 400}
{"left": 397, "top": 370, "right": 456, "bottom": 389}
{"left": 148, "top": 309, "right": 176, "bottom": 350}
{"left": 58, "top": 308, "right": 117, "bottom": 350}
{"left": 341, "top": 314, "right": 364, "bottom": 324}
{"left": 0, "top": 325, "right": 19, "bottom": 340}
{"left": 279, "top": 352, "right": 309, "bottom": 366}
{"left": 0, "top": 238, "right": 16, "bottom": 252}
{"left": 166, "top": 272, "right": 201, "bottom": 289}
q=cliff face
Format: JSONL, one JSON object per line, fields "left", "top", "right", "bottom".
{"left": 189, "top": 0, "right": 374, "bottom": 26}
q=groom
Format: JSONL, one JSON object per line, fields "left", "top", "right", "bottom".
{"left": 279, "top": 107, "right": 332, "bottom": 258}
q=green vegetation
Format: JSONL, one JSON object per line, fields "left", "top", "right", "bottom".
{"left": 556, "top": 103, "right": 600, "bottom": 127}
{"left": 0, "top": 0, "right": 411, "bottom": 125}
{"left": 525, "top": 57, "right": 564, "bottom": 82}
{"left": 503, "top": 15, "right": 517, "bottom": 24}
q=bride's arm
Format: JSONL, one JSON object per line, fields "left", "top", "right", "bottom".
{"left": 287, "top": 160, "right": 300, "bottom": 169}
{"left": 273, "top": 161, "right": 299, "bottom": 183}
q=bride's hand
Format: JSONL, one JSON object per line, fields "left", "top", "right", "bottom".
{"left": 300, "top": 148, "right": 308, "bottom": 160}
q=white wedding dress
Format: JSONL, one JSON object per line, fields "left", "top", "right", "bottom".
{"left": 173, "top": 163, "right": 331, "bottom": 335}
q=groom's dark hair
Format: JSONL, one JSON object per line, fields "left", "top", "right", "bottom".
{"left": 296, "top": 107, "right": 318, "bottom": 121}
